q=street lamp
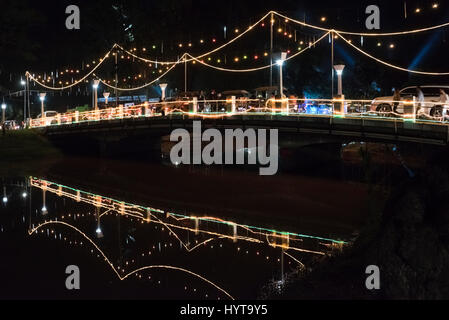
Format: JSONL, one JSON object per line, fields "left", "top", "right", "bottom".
{"left": 1, "top": 102, "right": 6, "bottom": 124}
{"left": 159, "top": 83, "right": 168, "bottom": 101}
{"left": 276, "top": 52, "right": 287, "bottom": 113}
{"left": 92, "top": 80, "right": 100, "bottom": 110}
{"left": 333, "top": 65, "right": 345, "bottom": 96}
{"left": 96, "top": 207, "right": 103, "bottom": 238}
{"left": 41, "top": 188, "right": 48, "bottom": 215}
{"left": 39, "top": 93, "right": 46, "bottom": 125}
{"left": 2, "top": 186, "right": 7, "bottom": 204}
{"left": 21, "top": 80, "right": 26, "bottom": 124}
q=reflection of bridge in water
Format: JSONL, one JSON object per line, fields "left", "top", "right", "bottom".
{"left": 28, "top": 177, "right": 345, "bottom": 299}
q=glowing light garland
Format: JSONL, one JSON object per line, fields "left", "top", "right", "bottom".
{"left": 336, "top": 32, "right": 449, "bottom": 75}
{"left": 94, "top": 53, "right": 186, "bottom": 91}
{"left": 272, "top": 10, "right": 449, "bottom": 36}
{"left": 113, "top": 11, "right": 273, "bottom": 65}
{"left": 25, "top": 10, "right": 449, "bottom": 90}
{"left": 184, "top": 32, "right": 330, "bottom": 73}
{"left": 29, "top": 96, "right": 449, "bottom": 128}
{"left": 26, "top": 47, "right": 115, "bottom": 90}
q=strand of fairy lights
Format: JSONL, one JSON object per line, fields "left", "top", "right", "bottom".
{"left": 29, "top": 98, "right": 449, "bottom": 129}
{"left": 25, "top": 9, "right": 449, "bottom": 90}
{"left": 26, "top": 47, "right": 115, "bottom": 90}
{"left": 272, "top": 10, "right": 449, "bottom": 37}
{"left": 28, "top": 103, "right": 449, "bottom": 128}
{"left": 184, "top": 31, "right": 330, "bottom": 73}
{"left": 335, "top": 32, "right": 449, "bottom": 75}
{"left": 94, "top": 53, "right": 186, "bottom": 91}
{"left": 114, "top": 11, "right": 273, "bottom": 65}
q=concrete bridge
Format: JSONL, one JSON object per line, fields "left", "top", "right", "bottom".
{"left": 35, "top": 113, "right": 449, "bottom": 159}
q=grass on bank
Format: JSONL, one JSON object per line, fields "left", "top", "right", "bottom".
{"left": 0, "top": 129, "right": 62, "bottom": 165}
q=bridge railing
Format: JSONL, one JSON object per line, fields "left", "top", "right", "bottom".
{"left": 29, "top": 98, "right": 449, "bottom": 128}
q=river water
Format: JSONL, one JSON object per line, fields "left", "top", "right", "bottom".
{"left": 0, "top": 151, "right": 374, "bottom": 299}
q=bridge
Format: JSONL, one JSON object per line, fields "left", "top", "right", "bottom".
{"left": 31, "top": 98, "right": 449, "bottom": 158}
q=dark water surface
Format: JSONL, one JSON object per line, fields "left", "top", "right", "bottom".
{"left": 0, "top": 156, "right": 370, "bottom": 299}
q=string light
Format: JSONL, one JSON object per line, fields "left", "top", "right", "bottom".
{"left": 272, "top": 10, "right": 449, "bottom": 36}
{"left": 25, "top": 10, "right": 449, "bottom": 92}
{"left": 337, "top": 32, "right": 449, "bottom": 75}
{"left": 183, "top": 32, "right": 329, "bottom": 73}
{"left": 26, "top": 47, "right": 113, "bottom": 90}
{"left": 94, "top": 53, "right": 186, "bottom": 91}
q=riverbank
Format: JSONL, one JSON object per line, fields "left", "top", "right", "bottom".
{"left": 271, "top": 166, "right": 449, "bottom": 299}
{"left": 0, "top": 129, "right": 62, "bottom": 175}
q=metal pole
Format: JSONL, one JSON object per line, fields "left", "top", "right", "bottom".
{"left": 270, "top": 12, "right": 274, "bottom": 88}
{"left": 23, "top": 85, "right": 26, "bottom": 124}
{"left": 26, "top": 74, "right": 30, "bottom": 125}
{"left": 331, "top": 32, "right": 334, "bottom": 98}
{"left": 115, "top": 49, "right": 118, "bottom": 108}
{"left": 281, "top": 248, "right": 284, "bottom": 283}
{"left": 279, "top": 64, "right": 283, "bottom": 99}
{"left": 184, "top": 56, "right": 187, "bottom": 93}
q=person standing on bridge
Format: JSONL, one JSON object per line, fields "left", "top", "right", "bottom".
{"left": 439, "top": 89, "right": 449, "bottom": 121}
{"left": 416, "top": 86, "right": 425, "bottom": 112}
{"left": 392, "top": 88, "right": 401, "bottom": 113}
{"left": 439, "top": 89, "right": 449, "bottom": 104}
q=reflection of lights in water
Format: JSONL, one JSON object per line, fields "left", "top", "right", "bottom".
{"left": 30, "top": 177, "right": 345, "bottom": 247}
{"left": 22, "top": 192, "right": 27, "bottom": 198}
{"left": 26, "top": 177, "right": 347, "bottom": 297}
{"left": 95, "top": 227, "right": 104, "bottom": 238}
{"left": 28, "top": 221, "right": 235, "bottom": 300}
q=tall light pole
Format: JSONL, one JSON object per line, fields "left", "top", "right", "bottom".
{"left": 333, "top": 65, "right": 345, "bottom": 96}
{"left": 21, "top": 80, "right": 26, "bottom": 124}
{"left": 276, "top": 52, "right": 287, "bottom": 98}
{"left": 39, "top": 93, "right": 46, "bottom": 125}
{"left": 1, "top": 102, "right": 6, "bottom": 124}
{"left": 92, "top": 80, "right": 100, "bottom": 110}
{"left": 2, "top": 186, "right": 7, "bottom": 205}
{"left": 276, "top": 52, "right": 287, "bottom": 113}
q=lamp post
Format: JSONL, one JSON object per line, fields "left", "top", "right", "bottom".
{"left": 1, "top": 102, "right": 6, "bottom": 124}
{"left": 96, "top": 207, "right": 103, "bottom": 238}
{"left": 39, "top": 93, "right": 46, "bottom": 125}
{"left": 92, "top": 80, "right": 100, "bottom": 110}
{"left": 276, "top": 52, "right": 287, "bottom": 113}
{"left": 2, "top": 186, "right": 7, "bottom": 205}
{"left": 159, "top": 83, "right": 168, "bottom": 101}
{"left": 333, "top": 65, "right": 345, "bottom": 96}
{"left": 41, "top": 188, "right": 47, "bottom": 215}
{"left": 21, "top": 80, "right": 26, "bottom": 123}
